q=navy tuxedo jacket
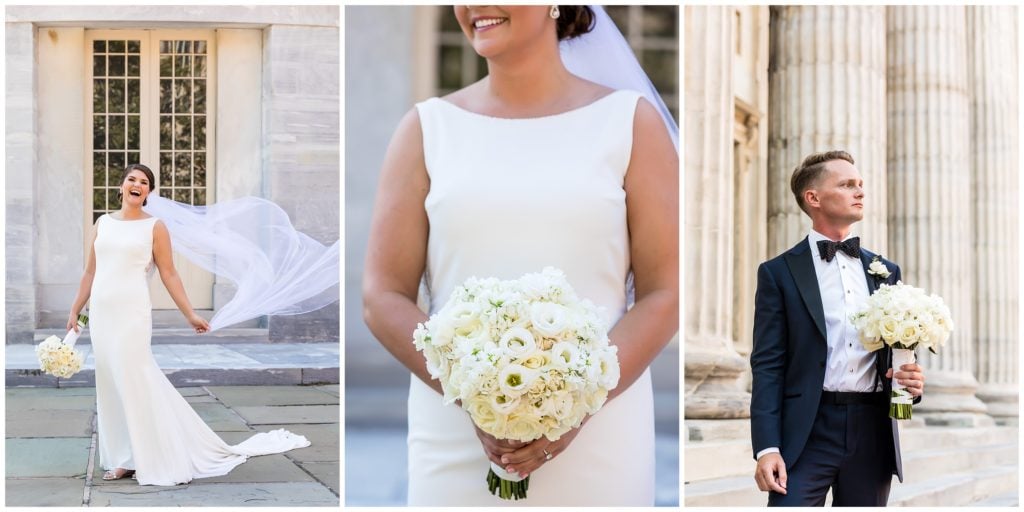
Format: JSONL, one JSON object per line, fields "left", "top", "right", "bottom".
{"left": 749, "top": 237, "right": 917, "bottom": 483}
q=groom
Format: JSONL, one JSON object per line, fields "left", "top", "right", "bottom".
{"left": 749, "top": 150, "right": 925, "bottom": 506}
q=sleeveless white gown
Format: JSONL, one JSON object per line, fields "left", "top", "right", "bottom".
{"left": 407, "top": 90, "right": 656, "bottom": 506}
{"left": 90, "top": 214, "right": 310, "bottom": 486}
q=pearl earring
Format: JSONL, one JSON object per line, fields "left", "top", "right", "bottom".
{"left": 549, "top": 5, "right": 560, "bottom": 19}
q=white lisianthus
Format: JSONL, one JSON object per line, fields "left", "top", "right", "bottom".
{"left": 498, "top": 327, "right": 536, "bottom": 358}
{"left": 530, "top": 302, "right": 570, "bottom": 337}
{"left": 498, "top": 364, "right": 536, "bottom": 397}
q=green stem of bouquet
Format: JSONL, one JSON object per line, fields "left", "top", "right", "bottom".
{"left": 487, "top": 469, "right": 529, "bottom": 500}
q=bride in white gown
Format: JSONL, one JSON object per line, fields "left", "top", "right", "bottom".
{"left": 362, "top": 6, "right": 678, "bottom": 506}
{"left": 66, "top": 164, "right": 309, "bottom": 485}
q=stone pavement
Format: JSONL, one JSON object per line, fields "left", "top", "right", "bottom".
{"left": 5, "top": 385, "right": 339, "bottom": 507}
{"left": 344, "top": 427, "right": 680, "bottom": 506}
{"left": 6, "top": 343, "right": 339, "bottom": 387}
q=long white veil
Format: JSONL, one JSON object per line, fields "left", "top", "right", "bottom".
{"left": 559, "top": 6, "right": 679, "bottom": 305}
{"left": 560, "top": 6, "right": 679, "bottom": 150}
{"left": 144, "top": 196, "right": 339, "bottom": 331}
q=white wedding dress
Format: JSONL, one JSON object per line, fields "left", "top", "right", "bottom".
{"left": 407, "top": 90, "right": 656, "bottom": 506}
{"left": 90, "top": 214, "right": 309, "bottom": 486}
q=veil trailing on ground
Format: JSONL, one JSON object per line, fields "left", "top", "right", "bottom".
{"left": 560, "top": 6, "right": 679, "bottom": 151}
{"left": 144, "top": 196, "right": 339, "bottom": 331}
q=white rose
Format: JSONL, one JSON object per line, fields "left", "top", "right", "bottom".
{"left": 466, "top": 395, "right": 507, "bottom": 436}
{"left": 530, "top": 302, "right": 570, "bottom": 338}
{"left": 520, "top": 350, "right": 550, "bottom": 370}
{"left": 868, "top": 259, "right": 891, "bottom": 278}
{"left": 504, "top": 413, "right": 544, "bottom": 442}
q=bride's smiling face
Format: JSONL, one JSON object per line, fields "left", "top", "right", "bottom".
{"left": 454, "top": 6, "right": 555, "bottom": 59}
{"left": 120, "top": 169, "right": 152, "bottom": 207}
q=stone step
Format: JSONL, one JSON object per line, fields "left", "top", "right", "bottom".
{"left": 30, "top": 328, "right": 274, "bottom": 345}
{"left": 971, "top": 490, "right": 1019, "bottom": 507}
{"left": 903, "top": 442, "right": 1018, "bottom": 483}
{"left": 685, "top": 425, "right": 1018, "bottom": 483}
{"left": 888, "top": 465, "right": 1018, "bottom": 507}
{"left": 685, "top": 464, "right": 1018, "bottom": 507}
{"left": 684, "top": 439, "right": 755, "bottom": 482}
{"left": 899, "top": 425, "right": 1019, "bottom": 452}
{"left": 6, "top": 342, "right": 339, "bottom": 387}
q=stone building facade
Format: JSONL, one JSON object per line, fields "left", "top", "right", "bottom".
{"left": 684, "top": 5, "right": 1018, "bottom": 506}
{"left": 5, "top": 6, "right": 339, "bottom": 343}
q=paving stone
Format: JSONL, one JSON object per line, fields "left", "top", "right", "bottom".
{"left": 5, "top": 477, "right": 84, "bottom": 506}
{"left": 196, "top": 453, "right": 313, "bottom": 484}
{"left": 189, "top": 402, "right": 250, "bottom": 432}
{"left": 299, "top": 461, "right": 339, "bottom": 496}
{"left": 314, "top": 384, "right": 339, "bottom": 397}
{"left": 5, "top": 438, "right": 91, "bottom": 477}
{"left": 177, "top": 387, "right": 209, "bottom": 397}
{"left": 5, "top": 409, "right": 93, "bottom": 437}
{"left": 4, "top": 387, "right": 95, "bottom": 398}
{"left": 5, "top": 392, "right": 96, "bottom": 411}
{"left": 164, "top": 368, "right": 303, "bottom": 387}
{"left": 232, "top": 405, "right": 338, "bottom": 425}
{"left": 302, "top": 367, "right": 339, "bottom": 384}
{"left": 207, "top": 385, "right": 338, "bottom": 407}
{"left": 257, "top": 423, "right": 338, "bottom": 463}
{"left": 88, "top": 481, "right": 339, "bottom": 506}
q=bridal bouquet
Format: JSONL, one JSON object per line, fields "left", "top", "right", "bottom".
{"left": 850, "top": 282, "right": 953, "bottom": 419}
{"left": 36, "top": 314, "right": 89, "bottom": 379}
{"left": 413, "top": 267, "right": 620, "bottom": 500}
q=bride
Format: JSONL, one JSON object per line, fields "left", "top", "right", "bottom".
{"left": 362, "top": 5, "right": 678, "bottom": 506}
{"left": 66, "top": 163, "right": 312, "bottom": 485}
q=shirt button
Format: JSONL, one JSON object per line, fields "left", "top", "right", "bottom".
{"left": 849, "top": 368, "right": 855, "bottom": 373}
{"left": 847, "top": 290, "right": 851, "bottom": 294}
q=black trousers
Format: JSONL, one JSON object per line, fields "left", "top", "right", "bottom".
{"left": 768, "top": 394, "right": 895, "bottom": 507}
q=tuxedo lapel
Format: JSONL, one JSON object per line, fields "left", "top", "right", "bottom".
{"left": 784, "top": 238, "right": 827, "bottom": 340}
{"left": 860, "top": 249, "right": 891, "bottom": 391}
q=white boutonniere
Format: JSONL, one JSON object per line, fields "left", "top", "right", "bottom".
{"left": 867, "top": 256, "right": 891, "bottom": 279}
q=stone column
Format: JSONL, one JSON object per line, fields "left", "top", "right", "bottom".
{"left": 5, "top": 22, "right": 37, "bottom": 344}
{"left": 767, "top": 6, "right": 888, "bottom": 255}
{"left": 683, "top": 6, "right": 749, "bottom": 420}
{"left": 887, "top": 6, "right": 989, "bottom": 426}
{"left": 967, "top": 6, "right": 1019, "bottom": 424}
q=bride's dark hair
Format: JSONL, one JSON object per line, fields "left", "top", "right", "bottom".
{"left": 120, "top": 163, "right": 157, "bottom": 206}
{"left": 557, "top": 6, "right": 596, "bottom": 41}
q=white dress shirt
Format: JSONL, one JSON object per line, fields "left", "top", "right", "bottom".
{"left": 808, "top": 229, "right": 879, "bottom": 393}
{"left": 756, "top": 231, "right": 879, "bottom": 461}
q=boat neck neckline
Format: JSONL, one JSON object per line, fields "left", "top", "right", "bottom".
{"left": 432, "top": 89, "right": 631, "bottom": 121}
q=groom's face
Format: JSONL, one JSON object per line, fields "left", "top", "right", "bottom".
{"left": 808, "top": 160, "right": 865, "bottom": 226}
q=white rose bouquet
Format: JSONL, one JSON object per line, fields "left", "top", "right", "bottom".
{"left": 36, "top": 314, "right": 89, "bottom": 379}
{"left": 850, "top": 282, "right": 953, "bottom": 419}
{"left": 413, "top": 267, "right": 620, "bottom": 500}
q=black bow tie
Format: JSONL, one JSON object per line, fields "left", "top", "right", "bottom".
{"left": 817, "top": 237, "right": 861, "bottom": 262}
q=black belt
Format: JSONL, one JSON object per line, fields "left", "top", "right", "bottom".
{"left": 821, "top": 390, "right": 888, "bottom": 405}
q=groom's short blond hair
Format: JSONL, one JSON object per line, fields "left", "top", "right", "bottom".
{"left": 790, "top": 150, "right": 855, "bottom": 214}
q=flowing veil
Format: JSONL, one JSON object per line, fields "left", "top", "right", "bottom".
{"left": 559, "top": 6, "right": 680, "bottom": 305}
{"left": 144, "top": 196, "right": 339, "bottom": 331}
{"left": 560, "top": 6, "right": 679, "bottom": 150}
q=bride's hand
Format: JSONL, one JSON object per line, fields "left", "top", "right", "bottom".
{"left": 66, "top": 313, "right": 80, "bottom": 333}
{"left": 500, "top": 423, "right": 586, "bottom": 478}
{"left": 473, "top": 425, "right": 527, "bottom": 468}
{"left": 188, "top": 313, "right": 210, "bottom": 334}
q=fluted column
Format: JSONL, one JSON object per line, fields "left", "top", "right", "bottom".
{"left": 887, "top": 6, "right": 989, "bottom": 425}
{"left": 767, "top": 6, "right": 888, "bottom": 255}
{"left": 683, "top": 6, "right": 749, "bottom": 419}
{"left": 968, "top": 6, "right": 1019, "bottom": 423}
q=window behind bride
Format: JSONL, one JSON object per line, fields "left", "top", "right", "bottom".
{"left": 347, "top": 4, "right": 679, "bottom": 507}
{"left": 5, "top": 5, "right": 339, "bottom": 507}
